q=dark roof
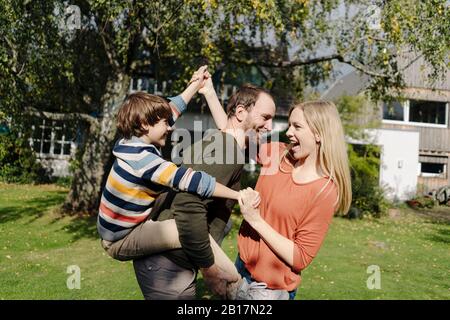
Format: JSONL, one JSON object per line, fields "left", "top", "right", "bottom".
{"left": 321, "top": 71, "right": 370, "bottom": 100}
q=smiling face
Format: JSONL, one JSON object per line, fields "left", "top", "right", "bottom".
{"left": 243, "top": 92, "right": 276, "bottom": 142}
{"left": 285, "top": 107, "right": 320, "bottom": 161}
{"left": 142, "top": 118, "right": 172, "bottom": 147}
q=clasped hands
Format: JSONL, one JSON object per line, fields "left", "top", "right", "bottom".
{"left": 238, "top": 187, "right": 262, "bottom": 225}
{"left": 188, "top": 65, "right": 214, "bottom": 96}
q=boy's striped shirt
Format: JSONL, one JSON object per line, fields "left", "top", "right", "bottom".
{"left": 97, "top": 95, "right": 216, "bottom": 241}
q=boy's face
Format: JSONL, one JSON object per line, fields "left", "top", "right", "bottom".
{"left": 142, "top": 118, "right": 172, "bottom": 147}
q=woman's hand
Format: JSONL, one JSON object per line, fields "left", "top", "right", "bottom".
{"left": 238, "top": 188, "right": 262, "bottom": 226}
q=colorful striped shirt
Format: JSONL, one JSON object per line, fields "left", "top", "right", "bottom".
{"left": 97, "top": 95, "right": 217, "bottom": 241}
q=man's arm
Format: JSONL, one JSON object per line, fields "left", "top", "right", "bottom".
{"left": 198, "top": 74, "right": 228, "bottom": 130}
{"left": 171, "top": 192, "right": 236, "bottom": 298}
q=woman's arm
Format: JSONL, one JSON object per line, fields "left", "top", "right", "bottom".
{"left": 239, "top": 187, "right": 336, "bottom": 272}
{"left": 239, "top": 189, "right": 295, "bottom": 267}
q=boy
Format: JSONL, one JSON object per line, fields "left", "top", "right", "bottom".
{"left": 98, "top": 66, "right": 242, "bottom": 248}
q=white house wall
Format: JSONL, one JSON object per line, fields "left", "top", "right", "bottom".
{"left": 374, "top": 129, "right": 419, "bottom": 201}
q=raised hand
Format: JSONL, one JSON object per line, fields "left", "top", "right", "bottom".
{"left": 180, "top": 65, "right": 209, "bottom": 105}
{"left": 198, "top": 70, "right": 214, "bottom": 96}
{"left": 187, "top": 65, "right": 209, "bottom": 91}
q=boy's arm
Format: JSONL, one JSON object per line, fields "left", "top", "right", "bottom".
{"left": 199, "top": 76, "right": 228, "bottom": 131}
{"left": 140, "top": 152, "right": 239, "bottom": 200}
{"left": 168, "top": 65, "right": 209, "bottom": 124}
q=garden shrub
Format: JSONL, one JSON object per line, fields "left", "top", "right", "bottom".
{"left": 406, "top": 196, "right": 435, "bottom": 209}
{"left": 348, "top": 143, "right": 390, "bottom": 218}
{"left": 0, "top": 132, "right": 51, "bottom": 184}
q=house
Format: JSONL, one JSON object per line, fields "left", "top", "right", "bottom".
{"left": 322, "top": 52, "right": 450, "bottom": 200}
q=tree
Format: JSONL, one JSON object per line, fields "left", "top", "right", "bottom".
{"left": 0, "top": 0, "right": 448, "bottom": 214}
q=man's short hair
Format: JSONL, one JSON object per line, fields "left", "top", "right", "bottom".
{"left": 116, "top": 92, "right": 172, "bottom": 139}
{"left": 226, "top": 83, "right": 273, "bottom": 118}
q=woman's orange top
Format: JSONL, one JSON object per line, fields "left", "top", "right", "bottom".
{"left": 238, "top": 142, "right": 337, "bottom": 291}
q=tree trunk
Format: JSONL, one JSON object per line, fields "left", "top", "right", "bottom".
{"left": 63, "top": 73, "right": 130, "bottom": 214}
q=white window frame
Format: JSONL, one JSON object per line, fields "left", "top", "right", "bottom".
{"left": 29, "top": 119, "right": 75, "bottom": 160}
{"left": 129, "top": 78, "right": 168, "bottom": 95}
{"left": 382, "top": 100, "right": 448, "bottom": 129}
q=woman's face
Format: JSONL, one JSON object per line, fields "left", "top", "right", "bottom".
{"left": 285, "top": 108, "right": 319, "bottom": 161}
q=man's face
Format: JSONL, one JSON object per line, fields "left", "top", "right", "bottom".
{"left": 243, "top": 92, "right": 276, "bottom": 143}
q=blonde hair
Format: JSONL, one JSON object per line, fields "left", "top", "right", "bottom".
{"left": 280, "top": 100, "right": 352, "bottom": 215}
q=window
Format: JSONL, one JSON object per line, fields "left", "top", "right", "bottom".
{"left": 382, "top": 99, "right": 448, "bottom": 128}
{"left": 30, "top": 119, "right": 75, "bottom": 158}
{"left": 421, "top": 163, "right": 445, "bottom": 174}
{"left": 418, "top": 155, "right": 448, "bottom": 178}
{"left": 383, "top": 100, "right": 404, "bottom": 121}
{"left": 409, "top": 100, "right": 446, "bottom": 125}
{"left": 129, "top": 77, "right": 168, "bottom": 95}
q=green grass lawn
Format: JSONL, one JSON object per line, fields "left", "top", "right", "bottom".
{"left": 0, "top": 183, "right": 449, "bottom": 300}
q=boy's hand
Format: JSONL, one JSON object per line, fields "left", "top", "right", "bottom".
{"left": 238, "top": 188, "right": 262, "bottom": 227}
{"left": 180, "top": 65, "right": 209, "bottom": 105}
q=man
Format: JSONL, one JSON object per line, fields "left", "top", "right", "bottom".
{"left": 133, "top": 80, "right": 276, "bottom": 300}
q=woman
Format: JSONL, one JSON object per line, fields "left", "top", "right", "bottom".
{"left": 236, "top": 100, "right": 352, "bottom": 299}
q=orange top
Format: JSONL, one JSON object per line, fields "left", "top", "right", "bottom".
{"left": 238, "top": 142, "right": 337, "bottom": 291}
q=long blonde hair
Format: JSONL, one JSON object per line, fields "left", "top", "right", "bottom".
{"left": 280, "top": 100, "right": 352, "bottom": 215}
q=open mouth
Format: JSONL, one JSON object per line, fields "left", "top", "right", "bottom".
{"left": 290, "top": 141, "right": 301, "bottom": 152}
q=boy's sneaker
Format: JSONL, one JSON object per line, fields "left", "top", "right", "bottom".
{"left": 234, "top": 279, "right": 290, "bottom": 300}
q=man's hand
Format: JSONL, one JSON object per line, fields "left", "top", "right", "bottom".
{"left": 200, "top": 264, "right": 240, "bottom": 298}
{"left": 198, "top": 71, "right": 215, "bottom": 97}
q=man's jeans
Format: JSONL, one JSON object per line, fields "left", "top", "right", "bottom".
{"left": 133, "top": 254, "right": 197, "bottom": 300}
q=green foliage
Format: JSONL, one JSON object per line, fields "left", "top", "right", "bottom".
{"left": 334, "top": 95, "right": 389, "bottom": 218}
{"left": 0, "top": 132, "right": 50, "bottom": 184}
{"left": 348, "top": 143, "right": 389, "bottom": 218}
{"left": 335, "top": 95, "right": 380, "bottom": 140}
{"left": 406, "top": 196, "right": 435, "bottom": 209}
{"left": 54, "top": 176, "right": 73, "bottom": 188}
{"left": 2, "top": 0, "right": 449, "bottom": 119}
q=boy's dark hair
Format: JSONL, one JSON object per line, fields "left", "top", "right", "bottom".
{"left": 226, "top": 83, "right": 273, "bottom": 118}
{"left": 116, "top": 92, "right": 172, "bottom": 139}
